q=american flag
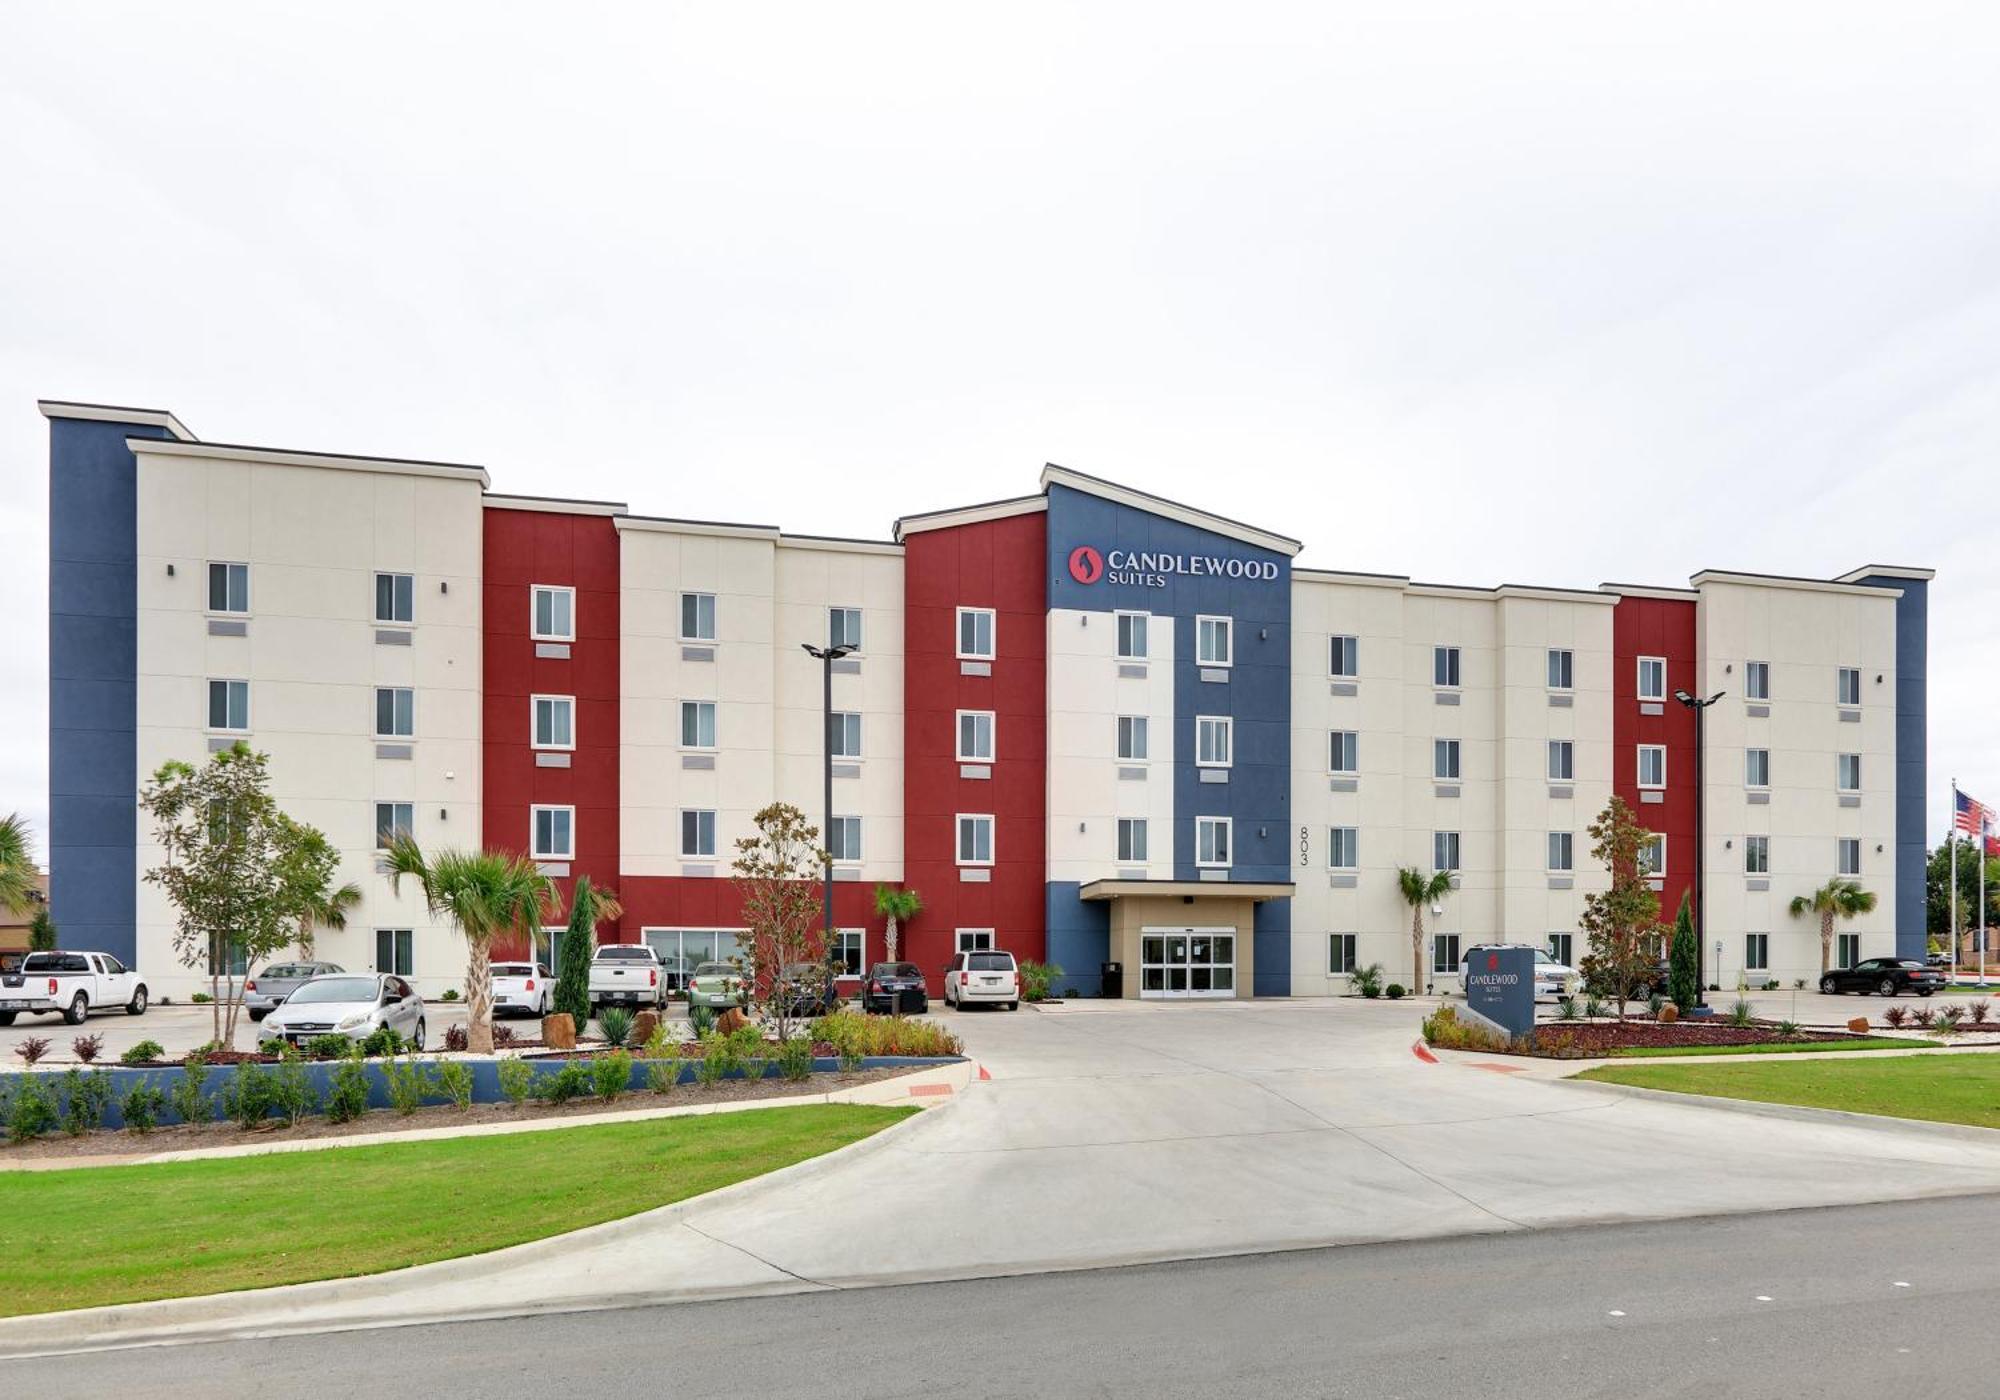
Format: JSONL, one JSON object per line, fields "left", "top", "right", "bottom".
{"left": 1956, "top": 789, "right": 1994, "bottom": 836}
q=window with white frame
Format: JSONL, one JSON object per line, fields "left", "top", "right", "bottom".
{"left": 1838, "top": 837, "right": 1861, "bottom": 876}
{"left": 1329, "top": 730, "right": 1358, "bottom": 774}
{"left": 956, "top": 814, "right": 994, "bottom": 865}
{"left": 680, "top": 809, "right": 717, "bottom": 858}
{"left": 1433, "top": 830, "right": 1461, "bottom": 872}
{"left": 956, "top": 607, "right": 995, "bottom": 660}
{"left": 1330, "top": 635, "right": 1358, "bottom": 678}
{"left": 680, "top": 700, "right": 717, "bottom": 749}
{"left": 829, "top": 606, "right": 863, "bottom": 651}
{"left": 1837, "top": 753, "right": 1861, "bottom": 792}
{"left": 207, "top": 678, "right": 249, "bottom": 732}
{"left": 1744, "top": 933, "right": 1769, "bottom": 972}
{"left": 1640, "top": 833, "right": 1666, "bottom": 877}
{"left": 828, "top": 816, "right": 862, "bottom": 863}
{"left": 1197, "top": 615, "right": 1232, "bottom": 666}
{"left": 1637, "top": 744, "right": 1666, "bottom": 788}
{"left": 1195, "top": 816, "right": 1232, "bottom": 867}
{"left": 956, "top": 928, "right": 994, "bottom": 952}
{"left": 1433, "top": 933, "right": 1461, "bottom": 975}
{"left": 1433, "top": 646, "right": 1461, "bottom": 688}
{"left": 1116, "top": 612, "right": 1149, "bottom": 660}
{"left": 374, "top": 571, "right": 414, "bottom": 624}
{"left": 1548, "top": 831, "right": 1574, "bottom": 872}
{"left": 1117, "top": 818, "right": 1148, "bottom": 863}
{"left": 680, "top": 592, "right": 715, "bottom": 641}
{"left": 374, "top": 802, "right": 413, "bottom": 850}
{"left": 1548, "top": 740, "right": 1574, "bottom": 782}
{"left": 831, "top": 927, "right": 864, "bottom": 977}
{"left": 1329, "top": 826, "right": 1358, "bottom": 869}
{"left": 1745, "top": 747, "right": 1770, "bottom": 788}
{"left": 1637, "top": 656, "right": 1666, "bottom": 700}
{"left": 531, "top": 806, "right": 574, "bottom": 860}
{"left": 1837, "top": 667, "right": 1861, "bottom": 707}
{"left": 533, "top": 695, "right": 574, "bottom": 750}
{"left": 375, "top": 687, "right": 414, "bottom": 738}
{"left": 1328, "top": 933, "right": 1358, "bottom": 974}
{"left": 1744, "top": 834, "right": 1770, "bottom": 874}
{"left": 207, "top": 561, "right": 249, "bottom": 614}
{"left": 1838, "top": 932, "right": 1860, "bottom": 968}
{"left": 532, "top": 585, "right": 574, "bottom": 641}
{"left": 1434, "top": 739, "right": 1461, "bottom": 780}
{"left": 1196, "top": 715, "right": 1233, "bottom": 767}
{"left": 830, "top": 711, "right": 862, "bottom": 758}
{"left": 1547, "top": 648, "right": 1573, "bottom": 691}
{"left": 1745, "top": 660, "right": 1770, "bottom": 700}
{"left": 956, "top": 710, "right": 995, "bottom": 763}
{"left": 1116, "top": 715, "right": 1149, "bottom": 761}
{"left": 375, "top": 929, "right": 414, "bottom": 977}
{"left": 1548, "top": 932, "right": 1574, "bottom": 966}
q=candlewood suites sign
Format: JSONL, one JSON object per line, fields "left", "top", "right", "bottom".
{"left": 1068, "top": 545, "right": 1281, "bottom": 589}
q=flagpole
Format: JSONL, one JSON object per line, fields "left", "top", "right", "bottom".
{"left": 1951, "top": 781, "right": 1960, "bottom": 986}
{"left": 1981, "top": 813, "right": 1990, "bottom": 988}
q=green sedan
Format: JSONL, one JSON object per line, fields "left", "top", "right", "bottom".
{"left": 687, "top": 961, "right": 750, "bottom": 1012}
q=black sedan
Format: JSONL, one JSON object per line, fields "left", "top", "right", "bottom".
{"left": 861, "top": 962, "right": 929, "bottom": 1015}
{"left": 1819, "top": 958, "right": 1944, "bottom": 997}
{"left": 777, "top": 962, "right": 842, "bottom": 1018}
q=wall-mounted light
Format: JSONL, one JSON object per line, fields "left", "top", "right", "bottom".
{"left": 1258, "top": 826, "right": 1267, "bottom": 839}
{"left": 1077, "top": 821, "right": 1086, "bottom": 833}
{"left": 166, "top": 563, "right": 176, "bottom": 577}
{"left": 1259, "top": 627, "right": 1268, "bottom": 640}
{"left": 1724, "top": 662, "right": 1732, "bottom": 673}
{"left": 1080, "top": 614, "right": 1088, "bottom": 626}
{"left": 440, "top": 808, "right": 448, "bottom": 820}
{"left": 1724, "top": 839, "right": 1733, "bottom": 849}
{"left": 1876, "top": 674, "right": 1884, "bottom": 683}
{"left": 1876, "top": 843, "right": 1884, "bottom": 852}
{"left": 440, "top": 581, "right": 449, "bottom": 594}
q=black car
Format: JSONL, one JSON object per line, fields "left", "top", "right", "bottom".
{"left": 776, "top": 961, "right": 841, "bottom": 1018}
{"left": 1820, "top": 958, "right": 1944, "bottom": 997}
{"left": 861, "top": 962, "right": 929, "bottom": 1015}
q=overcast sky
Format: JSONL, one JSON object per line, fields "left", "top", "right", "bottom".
{"left": 3, "top": 2, "right": 1996, "bottom": 865}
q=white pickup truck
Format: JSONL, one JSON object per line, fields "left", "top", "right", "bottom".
{"left": 586, "top": 944, "right": 665, "bottom": 1012}
{"left": 0, "top": 950, "right": 150, "bottom": 1025}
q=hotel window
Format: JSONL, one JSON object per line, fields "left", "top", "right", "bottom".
{"left": 1745, "top": 747, "right": 1770, "bottom": 788}
{"left": 956, "top": 814, "right": 994, "bottom": 865}
{"left": 957, "top": 607, "right": 996, "bottom": 660}
{"left": 207, "top": 561, "right": 249, "bottom": 614}
{"left": 1637, "top": 744, "right": 1666, "bottom": 789}
{"left": 207, "top": 679, "right": 249, "bottom": 732}
{"left": 680, "top": 700, "right": 717, "bottom": 749}
{"left": 1746, "top": 661, "right": 1770, "bottom": 701}
{"left": 1744, "top": 835, "right": 1770, "bottom": 874}
{"left": 1837, "top": 667, "right": 1861, "bottom": 707}
{"left": 1433, "top": 830, "right": 1461, "bottom": 873}
{"left": 1330, "top": 730, "right": 1358, "bottom": 774}
{"left": 956, "top": 929, "right": 994, "bottom": 953}
{"left": 375, "top": 572, "right": 414, "bottom": 624}
{"left": 1433, "top": 934, "right": 1461, "bottom": 976}
{"left": 1838, "top": 932, "right": 1860, "bottom": 968}
{"left": 1744, "top": 933, "right": 1769, "bottom": 972}
{"left": 1546, "top": 648, "right": 1573, "bottom": 691}
{"left": 830, "top": 712, "right": 862, "bottom": 759}
{"left": 1640, "top": 834, "right": 1666, "bottom": 877}
{"left": 680, "top": 592, "right": 715, "bottom": 642}
{"left": 1637, "top": 656, "right": 1666, "bottom": 701}
{"left": 1837, "top": 753, "right": 1861, "bottom": 792}
{"left": 1196, "top": 716, "right": 1233, "bottom": 768}
{"left": 1548, "top": 740, "right": 1574, "bottom": 782}
{"left": 531, "top": 585, "right": 574, "bottom": 641}
{"left": 1328, "top": 934, "right": 1358, "bottom": 975}
{"left": 533, "top": 695, "right": 575, "bottom": 750}
{"left": 1330, "top": 635, "right": 1358, "bottom": 678}
{"left": 1838, "top": 838, "right": 1861, "bottom": 876}
{"left": 375, "top": 929, "right": 414, "bottom": 977}
{"left": 1329, "top": 826, "right": 1359, "bottom": 870}
{"left": 1117, "top": 818, "right": 1148, "bottom": 863}
{"left": 531, "top": 806, "right": 574, "bottom": 860}
{"left": 680, "top": 809, "right": 717, "bottom": 858}
{"left": 957, "top": 710, "right": 995, "bottom": 763}
{"left": 1548, "top": 933, "right": 1574, "bottom": 966}
{"left": 375, "top": 802, "right": 414, "bottom": 850}
{"left": 375, "top": 687, "right": 414, "bottom": 738}
{"left": 828, "top": 606, "right": 863, "bottom": 651}
{"left": 1548, "top": 831, "right": 1574, "bottom": 872}
{"left": 1117, "top": 715, "right": 1149, "bottom": 761}
{"left": 1434, "top": 739, "right": 1461, "bottom": 781}
{"left": 828, "top": 816, "right": 862, "bottom": 864}
{"left": 1433, "top": 646, "right": 1461, "bottom": 688}
{"left": 831, "top": 928, "right": 865, "bottom": 977}
{"left": 1197, "top": 615, "right": 1232, "bottom": 667}
{"left": 1116, "top": 612, "right": 1149, "bottom": 660}
{"left": 1196, "top": 816, "right": 1232, "bottom": 867}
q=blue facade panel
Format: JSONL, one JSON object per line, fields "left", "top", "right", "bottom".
{"left": 1850, "top": 573, "right": 1928, "bottom": 960}
{"left": 1045, "top": 881, "right": 1110, "bottom": 998}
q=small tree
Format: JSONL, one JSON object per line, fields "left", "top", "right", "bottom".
{"left": 1395, "top": 866, "right": 1454, "bottom": 994}
{"left": 1578, "top": 796, "right": 1663, "bottom": 1018}
{"left": 27, "top": 906, "right": 56, "bottom": 953}
{"left": 1790, "top": 877, "right": 1878, "bottom": 975}
{"left": 731, "top": 803, "right": 829, "bottom": 1042}
{"left": 140, "top": 743, "right": 342, "bottom": 1043}
{"left": 873, "top": 884, "right": 922, "bottom": 963}
{"left": 1667, "top": 889, "right": 1698, "bottom": 1011}
{"left": 554, "top": 875, "right": 620, "bottom": 1029}
{"left": 0, "top": 813, "right": 37, "bottom": 918}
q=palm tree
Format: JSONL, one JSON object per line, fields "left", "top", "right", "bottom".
{"left": 0, "top": 813, "right": 37, "bottom": 918}
{"left": 1791, "top": 877, "right": 1878, "bottom": 976}
{"left": 297, "top": 880, "right": 362, "bottom": 959}
{"left": 1396, "top": 866, "right": 1454, "bottom": 995}
{"left": 383, "top": 836, "right": 559, "bottom": 1055}
{"left": 873, "top": 884, "right": 923, "bottom": 963}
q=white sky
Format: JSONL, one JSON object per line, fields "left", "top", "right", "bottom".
{"left": 3, "top": 2, "right": 1997, "bottom": 864}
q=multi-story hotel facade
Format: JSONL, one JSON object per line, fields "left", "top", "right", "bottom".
{"left": 42, "top": 400, "right": 1933, "bottom": 1000}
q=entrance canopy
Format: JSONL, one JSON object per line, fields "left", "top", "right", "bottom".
{"left": 1077, "top": 880, "right": 1294, "bottom": 999}
{"left": 1076, "top": 879, "right": 1294, "bottom": 904}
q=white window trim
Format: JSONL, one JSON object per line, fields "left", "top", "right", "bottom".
{"left": 1117, "top": 817, "right": 1148, "bottom": 863}
{"left": 207, "top": 678, "right": 250, "bottom": 734}
{"left": 1116, "top": 715, "right": 1149, "bottom": 762}
{"left": 1744, "top": 933, "right": 1770, "bottom": 972}
{"left": 374, "top": 802, "right": 415, "bottom": 850}
{"left": 1838, "top": 838, "right": 1862, "bottom": 876}
{"left": 831, "top": 711, "right": 863, "bottom": 760}
{"left": 1328, "top": 827, "right": 1358, "bottom": 871}
{"left": 1433, "top": 646, "right": 1462, "bottom": 691}
{"left": 1328, "top": 932, "right": 1359, "bottom": 975}
{"left": 1434, "top": 738, "right": 1461, "bottom": 781}
{"left": 1837, "top": 754, "right": 1862, "bottom": 794}
{"left": 955, "top": 709, "right": 996, "bottom": 763}
{"left": 1642, "top": 834, "right": 1667, "bottom": 878}
{"left": 1195, "top": 815, "right": 1233, "bottom": 868}
{"left": 956, "top": 813, "right": 995, "bottom": 868}
{"left": 1637, "top": 744, "right": 1666, "bottom": 790}
{"left": 531, "top": 693, "right": 577, "bottom": 751}
{"left": 1329, "top": 634, "right": 1359, "bottom": 679}
{"left": 530, "top": 804, "right": 575, "bottom": 860}
{"left": 1744, "top": 835, "right": 1770, "bottom": 874}
{"left": 1114, "top": 610, "right": 1151, "bottom": 661}
{"left": 1196, "top": 715, "right": 1234, "bottom": 769}
{"left": 955, "top": 606, "right": 997, "bottom": 661}
{"left": 955, "top": 928, "right": 995, "bottom": 953}
{"left": 1744, "top": 748, "right": 1770, "bottom": 789}
{"left": 679, "top": 591, "right": 717, "bottom": 643}
{"left": 679, "top": 808, "right": 718, "bottom": 858}
{"left": 374, "top": 686, "right": 415, "bottom": 739}
{"left": 1548, "top": 739, "right": 1574, "bottom": 782}
{"left": 530, "top": 584, "right": 576, "bottom": 642}
{"left": 1548, "top": 831, "right": 1574, "bottom": 873}
{"left": 1434, "top": 831, "right": 1461, "bottom": 873}
{"left": 206, "top": 560, "right": 250, "bottom": 616}
{"left": 828, "top": 605, "right": 864, "bottom": 653}
{"left": 1546, "top": 648, "right": 1574, "bottom": 693}
{"left": 373, "top": 571, "right": 415, "bottom": 627}
{"left": 1196, "top": 614, "right": 1233, "bottom": 668}
{"left": 831, "top": 926, "right": 865, "bottom": 977}
{"left": 1637, "top": 655, "right": 1666, "bottom": 701}
{"left": 1745, "top": 660, "right": 1770, "bottom": 701}
{"left": 1330, "top": 730, "right": 1358, "bottom": 775}
{"left": 679, "top": 699, "right": 718, "bottom": 752}
{"left": 1837, "top": 668, "right": 1862, "bottom": 707}
{"left": 828, "top": 815, "right": 863, "bottom": 866}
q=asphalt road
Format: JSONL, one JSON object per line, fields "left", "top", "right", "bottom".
{"left": 10, "top": 1194, "right": 1997, "bottom": 1399}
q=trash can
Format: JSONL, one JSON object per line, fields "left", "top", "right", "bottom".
{"left": 1101, "top": 961, "right": 1123, "bottom": 1000}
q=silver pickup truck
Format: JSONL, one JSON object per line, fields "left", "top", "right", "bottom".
{"left": 0, "top": 950, "right": 150, "bottom": 1025}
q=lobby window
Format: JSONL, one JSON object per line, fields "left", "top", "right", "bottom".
{"left": 1547, "top": 648, "right": 1573, "bottom": 691}
{"left": 1548, "top": 740, "right": 1574, "bottom": 782}
{"left": 831, "top": 711, "right": 862, "bottom": 759}
{"left": 1433, "top": 830, "right": 1461, "bottom": 873}
{"left": 1197, "top": 615, "right": 1232, "bottom": 667}
{"left": 1329, "top": 826, "right": 1358, "bottom": 870}
{"left": 375, "top": 571, "right": 414, "bottom": 624}
{"left": 1432, "top": 934, "right": 1461, "bottom": 976}
{"left": 956, "top": 929, "right": 994, "bottom": 953}
{"left": 1837, "top": 667, "right": 1862, "bottom": 707}
{"left": 1433, "top": 646, "right": 1461, "bottom": 689}
{"left": 1744, "top": 933, "right": 1769, "bottom": 972}
{"left": 1116, "top": 612, "right": 1149, "bottom": 660}
{"left": 957, "top": 607, "right": 996, "bottom": 660}
{"left": 1838, "top": 753, "right": 1861, "bottom": 793}
{"left": 1640, "top": 834, "right": 1666, "bottom": 878}
{"left": 1330, "top": 635, "right": 1358, "bottom": 678}
{"left": 1548, "top": 831, "right": 1574, "bottom": 872}
{"left": 531, "top": 585, "right": 574, "bottom": 642}
{"left": 1330, "top": 730, "right": 1358, "bottom": 774}
{"left": 1637, "top": 744, "right": 1666, "bottom": 789}
{"left": 375, "top": 687, "right": 415, "bottom": 738}
{"left": 1839, "top": 838, "right": 1861, "bottom": 876}
{"left": 533, "top": 695, "right": 575, "bottom": 750}
{"left": 680, "top": 700, "right": 717, "bottom": 749}
{"left": 1838, "top": 932, "right": 1860, "bottom": 968}
{"left": 680, "top": 809, "right": 717, "bottom": 858}
{"left": 1548, "top": 933, "right": 1574, "bottom": 966}
{"left": 1434, "top": 739, "right": 1461, "bottom": 781}
{"left": 1117, "top": 715, "right": 1149, "bottom": 761}
{"left": 957, "top": 710, "right": 995, "bottom": 763}
{"left": 375, "top": 929, "right": 414, "bottom": 977}
{"left": 1745, "top": 747, "right": 1770, "bottom": 788}
{"left": 1329, "top": 934, "right": 1358, "bottom": 975}
{"left": 1196, "top": 716, "right": 1233, "bottom": 768}
{"left": 531, "top": 806, "right": 574, "bottom": 861}
{"left": 1744, "top": 835, "right": 1770, "bottom": 875}
{"left": 828, "top": 816, "right": 862, "bottom": 864}
{"left": 829, "top": 606, "right": 863, "bottom": 651}
{"left": 1195, "top": 816, "right": 1232, "bottom": 868}
{"left": 831, "top": 928, "right": 864, "bottom": 977}
{"left": 207, "top": 561, "right": 249, "bottom": 614}
{"left": 680, "top": 592, "right": 716, "bottom": 642}
{"left": 207, "top": 678, "right": 249, "bottom": 732}
{"left": 1637, "top": 656, "right": 1666, "bottom": 701}
{"left": 1117, "top": 818, "right": 1148, "bottom": 863}
{"left": 1746, "top": 661, "right": 1770, "bottom": 701}
{"left": 375, "top": 802, "right": 414, "bottom": 850}
{"left": 957, "top": 814, "right": 994, "bottom": 866}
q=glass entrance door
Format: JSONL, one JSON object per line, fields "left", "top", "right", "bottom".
{"left": 1139, "top": 927, "right": 1236, "bottom": 999}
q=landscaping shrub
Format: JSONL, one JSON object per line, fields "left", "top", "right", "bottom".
{"left": 71, "top": 1033, "right": 104, "bottom": 1065}
{"left": 119, "top": 1081, "right": 166, "bottom": 1134}
{"left": 688, "top": 1002, "right": 716, "bottom": 1037}
{"left": 1973, "top": 1001, "right": 1992, "bottom": 1026}
{"left": 1019, "top": 960, "right": 1064, "bottom": 1002}
{"left": 272, "top": 1056, "right": 318, "bottom": 1126}
{"left": 169, "top": 1055, "right": 213, "bottom": 1126}
{"left": 191, "top": 991, "right": 213, "bottom": 1004}
{"left": 1385, "top": 984, "right": 1406, "bottom": 1000}
{"left": 1936, "top": 1005, "right": 1965, "bottom": 1035}
{"left": 359, "top": 1027, "right": 404, "bottom": 1059}
{"left": 306, "top": 1035, "right": 354, "bottom": 1062}
{"left": 1583, "top": 993, "right": 1606, "bottom": 1019}
{"left": 644, "top": 1032, "right": 686, "bottom": 1094}
{"left": 778, "top": 1034, "right": 814, "bottom": 1082}
{"left": 496, "top": 1057, "right": 535, "bottom": 1105}
{"left": 442, "top": 988, "right": 460, "bottom": 1002}
{"left": 1883, "top": 1004, "right": 1909, "bottom": 1029}
{"left": 1668, "top": 892, "right": 1699, "bottom": 1012}
{"left": 694, "top": 1034, "right": 735, "bottom": 1087}
{"left": 325, "top": 1052, "right": 372, "bottom": 1124}
{"left": 1793, "top": 979, "right": 1807, "bottom": 990}
{"left": 257, "top": 1038, "right": 288, "bottom": 1059}
{"left": 1421, "top": 1006, "right": 1510, "bottom": 1052}
{"left": 809, "top": 1009, "right": 963, "bottom": 1059}
{"left": 383, "top": 1055, "right": 435, "bottom": 1116}
{"left": 593, "top": 1050, "right": 634, "bottom": 1102}
{"left": 220, "top": 1061, "right": 278, "bottom": 1129}
{"left": 1775, "top": 1019, "right": 1804, "bottom": 1041}
{"left": 597, "top": 1006, "right": 635, "bottom": 1050}
{"left": 14, "top": 1037, "right": 50, "bottom": 1067}
{"left": 1726, "top": 998, "right": 1756, "bottom": 1028}
{"left": 1646, "top": 993, "right": 1665, "bottom": 1017}
{"left": 534, "top": 1061, "right": 595, "bottom": 1106}
{"left": 1349, "top": 963, "right": 1385, "bottom": 999}
{"left": 6, "top": 1075, "right": 58, "bottom": 1142}
{"left": 433, "top": 1058, "right": 473, "bottom": 1110}
{"left": 120, "top": 1039, "right": 166, "bottom": 1066}
{"left": 493, "top": 1024, "right": 519, "bottom": 1048}
{"left": 444, "top": 1024, "right": 468, "bottom": 1053}
{"left": 60, "top": 1069, "right": 113, "bottom": 1136}
{"left": 1555, "top": 994, "right": 1580, "bottom": 1021}
{"left": 1912, "top": 1005, "right": 1937, "bottom": 1030}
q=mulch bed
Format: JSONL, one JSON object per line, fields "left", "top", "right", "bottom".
{"left": 1525, "top": 1020, "right": 1879, "bottom": 1055}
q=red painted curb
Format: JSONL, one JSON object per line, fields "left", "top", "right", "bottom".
{"left": 1411, "top": 1041, "right": 1438, "bottom": 1064}
{"left": 977, "top": 1064, "right": 992, "bottom": 1081}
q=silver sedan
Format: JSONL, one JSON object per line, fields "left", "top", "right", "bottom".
{"left": 263, "top": 973, "right": 427, "bottom": 1048}
{"left": 244, "top": 960, "right": 345, "bottom": 1020}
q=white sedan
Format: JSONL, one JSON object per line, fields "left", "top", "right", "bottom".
{"left": 492, "top": 962, "right": 555, "bottom": 1018}
{"left": 1460, "top": 947, "right": 1578, "bottom": 1002}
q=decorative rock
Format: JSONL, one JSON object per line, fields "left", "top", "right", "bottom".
{"left": 715, "top": 1007, "right": 751, "bottom": 1036}
{"left": 630, "top": 1010, "right": 661, "bottom": 1046}
{"left": 1657, "top": 1004, "right": 1678, "bottom": 1023}
{"left": 1848, "top": 1016, "right": 1871, "bottom": 1034}
{"left": 542, "top": 1012, "right": 577, "bottom": 1049}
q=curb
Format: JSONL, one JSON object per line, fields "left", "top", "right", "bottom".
{"left": 1550, "top": 1073, "right": 2000, "bottom": 1145}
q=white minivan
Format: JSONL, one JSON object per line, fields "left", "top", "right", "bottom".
{"left": 943, "top": 949, "right": 1021, "bottom": 1010}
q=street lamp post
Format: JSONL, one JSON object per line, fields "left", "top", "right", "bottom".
{"left": 1673, "top": 686, "right": 1726, "bottom": 1010}
{"left": 802, "top": 642, "right": 855, "bottom": 998}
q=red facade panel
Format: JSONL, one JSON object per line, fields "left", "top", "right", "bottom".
{"left": 1611, "top": 595, "right": 1698, "bottom": 924}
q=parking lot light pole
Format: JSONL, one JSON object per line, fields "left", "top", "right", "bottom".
{"left": 802, "top": 642, "right": 854, "bottom": 1000}
{"left": 1673, "top": 686, "right": 1726, "bottom": 1009}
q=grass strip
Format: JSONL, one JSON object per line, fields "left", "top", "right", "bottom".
{"left": 1607, "top": 1037, "right": 1939, "bottom": 1058}
{"left": 1578, "top": 1053, "right": 2000, "bottom": 1130}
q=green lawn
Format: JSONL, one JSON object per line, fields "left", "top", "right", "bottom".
{"left": 0, "top": 1103, "right": 913, "bottom": 1317}
{"left": 1608, "top": 1037, "right": 1936, "bottom": 1058}
{"left": 1579, "top": 1054, "right": 2000, "bottom": 1129}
